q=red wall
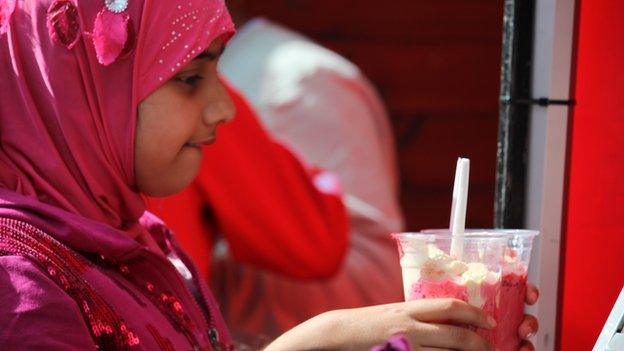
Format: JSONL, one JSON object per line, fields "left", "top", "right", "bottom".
{"left": 559, "top": 0, "right": 624, "bottom": 349}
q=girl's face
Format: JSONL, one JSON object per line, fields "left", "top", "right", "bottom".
{"left": 135, "top": 38, "right": 235, "bottom": 197}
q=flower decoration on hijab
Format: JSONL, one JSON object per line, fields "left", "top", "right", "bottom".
{"left": 46, "top": 0, "right": 134, "bottom": 65}
{"left": 0, "top": 0, "right": 16, "bottom": 35}
{"left": 47, "top": 1, "right": 81, "bottom": 49}
{"left": 105, "top": 0, "right": 128, "bottom": 13}
{"left": 93, "top": 0, "right": 134, "bottom": 65}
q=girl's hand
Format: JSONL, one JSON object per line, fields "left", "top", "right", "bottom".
{"left": 265, "top": 298, "right": 495, "bottom": 351}
{"left": 518, "top": 283, "right": 540, "bottom": 351}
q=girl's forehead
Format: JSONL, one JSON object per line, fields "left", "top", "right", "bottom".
{"left": 135, "top": 0, "right": 235, "bottom": 102}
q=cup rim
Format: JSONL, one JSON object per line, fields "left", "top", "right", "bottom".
{"left": 421, "top": 228, "right": 539, "bottom": 237}
{"left": 392, "top": 229, "right": 539, "bottom": 240}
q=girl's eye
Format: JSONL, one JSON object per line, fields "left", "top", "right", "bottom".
{"left": 176, "top": 74, "right": 204, "bottom": 86}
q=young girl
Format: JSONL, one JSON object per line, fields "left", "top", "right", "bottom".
{"left": 0, "top": 0, "right": 537, "bottom": 350}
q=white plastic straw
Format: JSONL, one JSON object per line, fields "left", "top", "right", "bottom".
{"left": 449, "top": 158, "right": 461, "bottom": 230}
{"left": 450, "top": 158, "right": 470, "bottom": 259}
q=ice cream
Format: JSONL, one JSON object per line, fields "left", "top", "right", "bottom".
{"left": 400, "top": 245, "right": 500, "bottom": 306}
{"left": 399, "top": 243, "right": 527, "bottom": 351}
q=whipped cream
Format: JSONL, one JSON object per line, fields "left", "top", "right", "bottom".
{"left": 400, "top": 244, "right": 502, "bottom": 307}
{"left": 462, "top": 263, "right": 500, "bottom": 307}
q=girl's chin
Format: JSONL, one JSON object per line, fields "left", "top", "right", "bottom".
{"left": 139, "top": 163, "right": 202, "bottom": 198}
{"left": 142, "top": 176, "right": 195, "bottom": 197}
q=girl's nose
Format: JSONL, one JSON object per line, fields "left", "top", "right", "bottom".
{"left": 202, "top": 76, "right": 236, "bottom": 126}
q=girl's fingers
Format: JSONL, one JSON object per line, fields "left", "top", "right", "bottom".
{"left": 413, "top": 323, "right": 492, "bottom": 351}
{"left": 518, "top": 314, "right": 539, "bottom": 339}
{"left": 408, "top": 298, "right": 496, "bottom": 330}
{"left": 525, "top": 284, "right": 539, "bottom": 305}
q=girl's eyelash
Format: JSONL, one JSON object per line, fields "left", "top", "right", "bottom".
{"left": 176, "top": 74, "right": 204, "bottom": 86}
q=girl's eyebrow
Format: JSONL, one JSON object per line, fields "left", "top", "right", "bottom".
{"left": 196, "top": 44, "right": 226, "bottom": 60}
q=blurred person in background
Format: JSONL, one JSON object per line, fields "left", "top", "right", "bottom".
{"left": 214, "top": 0, "right": 406, "bottom": 343}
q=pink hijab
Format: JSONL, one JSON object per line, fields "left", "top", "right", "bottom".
{"left": 0, "top": 0, "right": 234, "bottom": 249}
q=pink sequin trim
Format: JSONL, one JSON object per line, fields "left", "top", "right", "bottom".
{"left": 0, "top": 218, "right": 141, "bottom": 349}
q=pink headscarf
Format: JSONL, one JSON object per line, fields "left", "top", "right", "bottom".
{"left": 0, "top": 0, "right": 234, "bottom": 249}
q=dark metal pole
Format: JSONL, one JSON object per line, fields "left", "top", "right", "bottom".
{"left": 495, "top": 0, "right": 536, "bottom": 228}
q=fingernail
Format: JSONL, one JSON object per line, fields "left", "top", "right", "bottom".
{"left": 487, "top": 316, "right": 497, "bottom": 328}
{"left": 529, "top": 291, "right": 538, "bottom": 301}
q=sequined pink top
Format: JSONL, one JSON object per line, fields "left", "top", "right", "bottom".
{"left": 0, "top": 190, "right": 234, "bottom": 350}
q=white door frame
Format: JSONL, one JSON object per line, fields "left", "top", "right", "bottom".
{"left": 524, "top": 0, "right": 576, "bottom": 350}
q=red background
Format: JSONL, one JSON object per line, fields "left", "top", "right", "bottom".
{"left": 558, "top": 0, "right": 624, "bottom": 349}
{"left": 237, "top": 0, "right": 505, "bottom": 230}
{"left": 236, "top": 1, "right": 624, "bottom": 348}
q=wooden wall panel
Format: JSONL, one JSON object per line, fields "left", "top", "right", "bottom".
{"left": 237, "top": 0, "right": 504, "bottom": 230}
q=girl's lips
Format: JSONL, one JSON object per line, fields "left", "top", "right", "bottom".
{"left": 185, "top": 135, "right": 216, "bottom": 148}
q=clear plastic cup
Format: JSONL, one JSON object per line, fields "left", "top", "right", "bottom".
{"left": 392, "top": 230, "right": 538, "bottom": 351}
